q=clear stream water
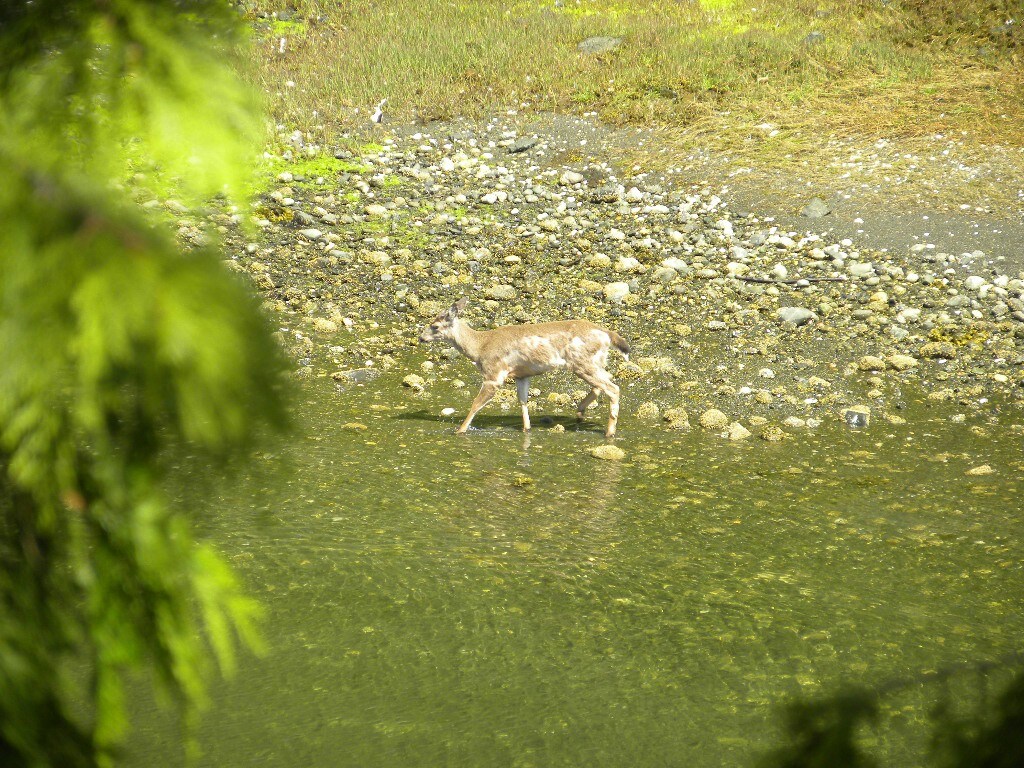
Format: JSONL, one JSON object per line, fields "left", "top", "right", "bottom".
{"left": 128, "top": 371, "right": 1024, "bottom": 767}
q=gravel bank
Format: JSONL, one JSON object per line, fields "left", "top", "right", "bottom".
{"left": 220, "top": 117, "right": 1024, "bottom": 430}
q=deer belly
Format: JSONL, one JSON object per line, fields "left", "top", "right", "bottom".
{"left": 501, "top": 340, "right": 568, "bottom": 378}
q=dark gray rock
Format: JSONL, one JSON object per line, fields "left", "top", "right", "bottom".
{"left": 804, "top": 31, "right": 826, "bottom": 45}
{"left": 508, "top": 137, "right": 539, "bottom": 154}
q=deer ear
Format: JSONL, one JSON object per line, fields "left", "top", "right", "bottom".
{"left": 451, "top": 297, "right": 470, "bottom": 315}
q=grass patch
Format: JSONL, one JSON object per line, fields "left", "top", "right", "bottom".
{"left": 267, "top": 153, "right": 371, "bottom": 180}
{"left": 246, "top": 0, "right": 1023, "bottom": 195}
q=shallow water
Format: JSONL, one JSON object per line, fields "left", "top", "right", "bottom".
{"left": 129, "top": 371, "right": 1024, "bottom": 767}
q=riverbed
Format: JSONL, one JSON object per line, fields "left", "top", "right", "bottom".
{"left": 127, "top": 369, "right": 1024, "bottom": 767}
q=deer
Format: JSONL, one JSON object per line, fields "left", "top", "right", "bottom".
{"left": 418, "top": 298, "right": 631, "bottom": 437}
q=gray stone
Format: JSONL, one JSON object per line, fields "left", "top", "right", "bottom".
{"left": 484, "top": 284, "right": 517, "bottom": 301}
{"left": 776, "top": 306, "right": 817, "bottom": 326}
{"left": 800, "top": 197, "right": 831, "bottom": 218}
{"left": 298, "top": 228, "right": 323, "bottom": 240}
{"left": 578, "top": 36, "right": 623, "bottom": 54}
{"left": 804, "top": 31, "right": 826, "bottom": 45}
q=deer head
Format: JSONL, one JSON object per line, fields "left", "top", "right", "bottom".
{"left": 419, "top": 297, "right": 469, "bottom": 343}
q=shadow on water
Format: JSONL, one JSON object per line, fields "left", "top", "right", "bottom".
{"left": 395, "top": 408, "right": 606, "bottom": 435}
{"left": 132, "top": 372, "right": 1024, "bottom": 768}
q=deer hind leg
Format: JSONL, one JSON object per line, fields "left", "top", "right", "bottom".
{"left": 576, "top": 388, "right": 600, "bottom": 421}
{"left": 456, "top": 380, "right": 499, "bottom": 434}
{"left": 516, "top": 377, "right": 531, "bottom": 432}
{"left": 576, "top": 369, "right": 620, "bottom": 438}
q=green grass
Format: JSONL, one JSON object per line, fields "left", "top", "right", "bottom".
{"left": 266, "top": 153, "right": 371, "bottom": 180}
{"left": 246, "top": 0, "right": 1023, "bottom": 192}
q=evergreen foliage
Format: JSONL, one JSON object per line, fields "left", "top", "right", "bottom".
{"left": 0, "top": 1, "right": 286, "bottom": 765}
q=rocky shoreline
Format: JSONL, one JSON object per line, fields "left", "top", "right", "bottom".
{"left": 217, "top": 117, "right": 1024, "bottom": 435}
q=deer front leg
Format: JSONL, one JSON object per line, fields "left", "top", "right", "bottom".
{"left": 456, "top": 380, "right": 498, "bottom": 434}
{"left": 577, "top": 370, "right": 620, "bottom": 438}
{"left": 516, "top": 377, "right": 531, "bottom": 432}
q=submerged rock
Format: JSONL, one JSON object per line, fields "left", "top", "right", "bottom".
{"left": 726, "top": 422, "right": 752, "bottom": 440}
{"left": 699, "top": 409, "right": 729, "bottom": 430}
{"left": 402, "top": 374, "right": 426, "bottom": 389}
{"left": 843, "top": 405, "right": 871, "bottom": 428}
{"left": 590, "top": 444, "right": 626, "bottom": 461}
{"left": 636, "top": 401, "right": 661, "bottom": 420}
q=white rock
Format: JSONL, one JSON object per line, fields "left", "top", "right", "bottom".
{"left": 560, "top": 170, "right": 584, "bottom": 185}
{"left": 847, "top": 262, "right": 875, "bottom": 277}
{"left": 964, "top": 275, "right": 987, "bottom": 291}
{"left": 624, "top": 187, "right": 644, "bottom": 202}
{"left": 607, "top": 228, "right": 626, "bottom": 241}
{"left": 603, "top": 282, "right": 630, "bottom": 302}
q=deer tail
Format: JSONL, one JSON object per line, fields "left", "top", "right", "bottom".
{"left": 608, "top": 330, "right": 631, "bottom": 360}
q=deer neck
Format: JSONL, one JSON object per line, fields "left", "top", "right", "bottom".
{"left": 447, "top": 318, "right": 486, "bottom": 363}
